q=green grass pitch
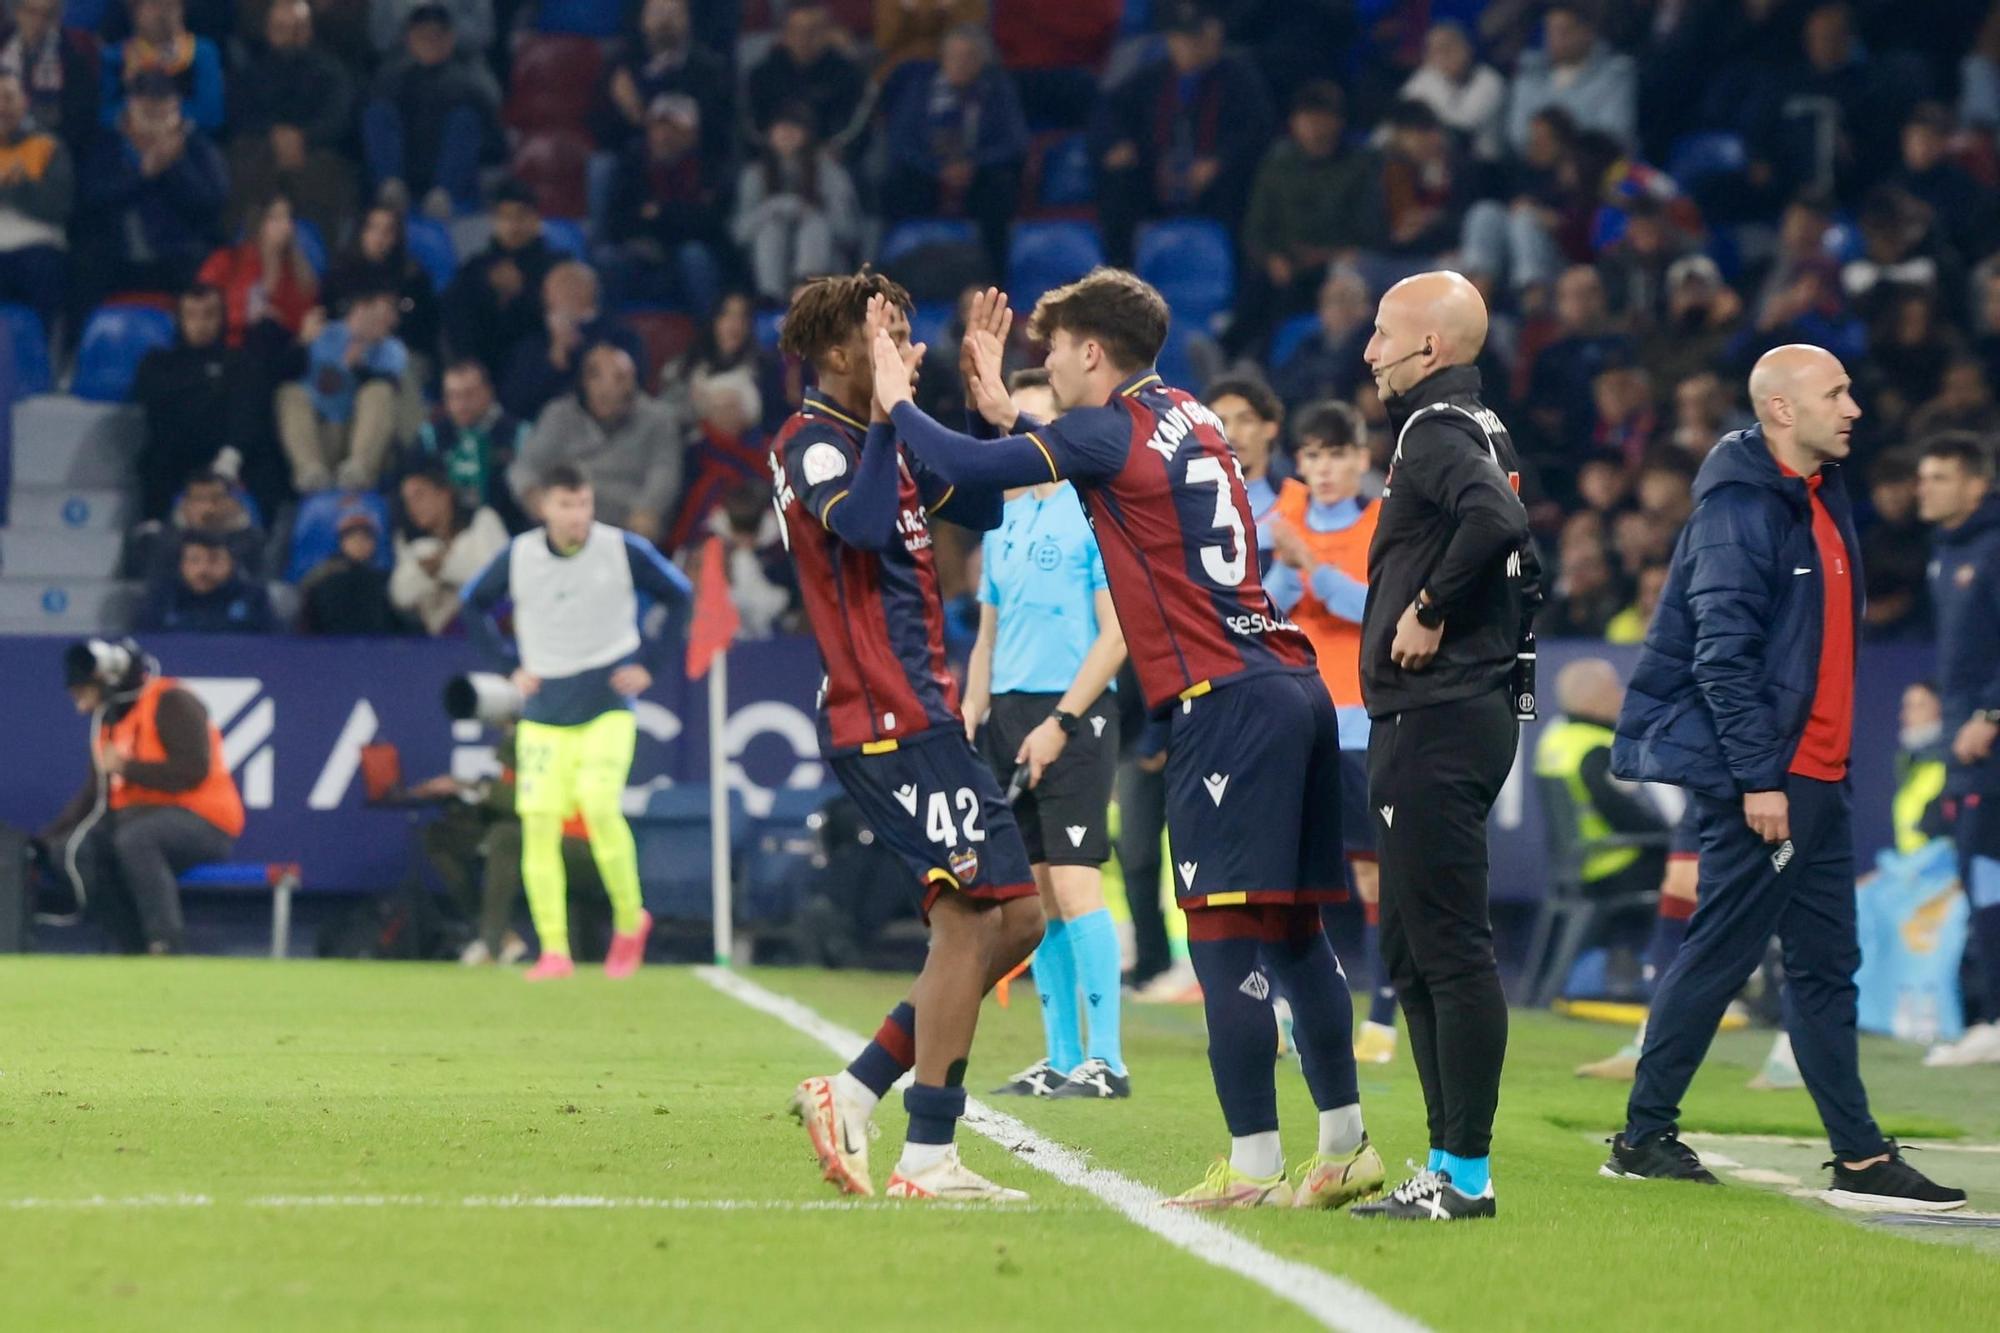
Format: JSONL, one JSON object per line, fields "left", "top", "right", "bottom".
{"left": 3, "top": 956, "right": 1997, "bottom": 1331}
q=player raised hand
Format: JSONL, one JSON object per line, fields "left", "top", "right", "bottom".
{"left": 960, "top": 287, "right": 1017, "bottom": 429}
{"left": 866, "top": 293, "right": 923, "bottom": 417}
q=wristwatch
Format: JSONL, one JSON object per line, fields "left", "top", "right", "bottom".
{"left": 1412, "top": 589, "right": 1446, "bottom": 630}
{"left": 1051, "top": 709, "right": 1081, "bottom": 737}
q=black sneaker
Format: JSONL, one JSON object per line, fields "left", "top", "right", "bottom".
{"left": 1351, "top": 1168, "right": 1496, "bottom": 1221}
{"left": 1049, "top": 1058, "right": 1131, "bottom": 1099}
{"left": 1600, "top": 1131, "right": 1719, "bottom": 1184}
{"left": 1824, "top": 1141, "right": 1967, "bottom": 1212}
{"left": 989, "top": 1060, "right": 1067, "bottom": 1097}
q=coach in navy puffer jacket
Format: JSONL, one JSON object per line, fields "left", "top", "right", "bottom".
{"left": 1610, "top": 424, "right": 1864, "bottom": 799}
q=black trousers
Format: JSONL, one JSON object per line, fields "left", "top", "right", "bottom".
{"left": 1116, "top": 756, "right": 1171, "bottom": 984}
{"left": 74, "top": 806, "right": 234, "bottom": 954}
{"left": 1629, "top": 776, "right": 1886, "bottom": 1160}
{"left": 1369, "top": 688, "right": 1519, "bottom": 1158}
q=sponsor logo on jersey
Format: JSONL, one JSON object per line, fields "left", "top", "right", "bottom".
{"left": 1224, "top": 610, "right": 1301, "bottom": 637}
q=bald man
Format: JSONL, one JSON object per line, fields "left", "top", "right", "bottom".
{"left": 1353, "top": 271, "right": 1536, "bottom": 1222}
{"left": 1604, "top": 345, "right": 1964, "bottom": 1211}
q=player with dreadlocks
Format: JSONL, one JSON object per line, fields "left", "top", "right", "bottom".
{"left": 775, "top": 270, "right": 1046, "bottom": 1202}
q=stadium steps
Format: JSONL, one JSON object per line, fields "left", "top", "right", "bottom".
{"left": 0, "top": 528, "right": 123, "bottom": 578}
{"left": 0, "top": 395, "right": 142, "bottom": 630}
{"left": 10, "top": 395, "right": 143, "bottom": 487}
{"left": 0, "top": 576, "right": 138, "bottom": 634}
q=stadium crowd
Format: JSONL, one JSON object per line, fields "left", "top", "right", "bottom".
{"left": 2, "top": 0, "right": 1993, "bottom": 649}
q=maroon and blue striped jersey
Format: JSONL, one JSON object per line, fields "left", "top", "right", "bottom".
{"left": 769, "top": 390, "right": 963, "bottom": 756}
{"left": 1029, "top": 371, "right": 1316, "bottom": 711}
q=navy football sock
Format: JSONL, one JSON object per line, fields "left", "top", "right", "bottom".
{"left": 1188, "top": 934, "right": 1280, "bottom": 1136}
{"left": 1264, "top": 914, "right": 1361, "bottom": 1115}
{"left": 848, "top": 1002, "right": 916, "bottom": 1099}
{"left": 903, "top": 1082, "right": 966, "bottom": 1146}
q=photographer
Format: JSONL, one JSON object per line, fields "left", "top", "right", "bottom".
{"left": 45, "top": 639, "right": 244, "bottom": 954}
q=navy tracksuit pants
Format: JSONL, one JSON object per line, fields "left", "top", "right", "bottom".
{"left": 1626, "top": 775, "right": 1888, "bottom": 1161}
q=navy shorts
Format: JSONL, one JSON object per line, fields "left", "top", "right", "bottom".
{"left": 828, "top": 728, "right": 1036, "bottom": 916}
{"left": 1163, "top": 669, "right": 1346, "bottom": 909}
{"left": 1340, "top": 750, "right": 1375, "bottom": 860}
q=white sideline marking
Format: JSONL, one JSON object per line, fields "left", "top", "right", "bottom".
{"left": 2, "top": 1194, "right": 1040, "bottom": 1215}
{"left": 696, "top": 965, "right": 1432, "bottom": 1333}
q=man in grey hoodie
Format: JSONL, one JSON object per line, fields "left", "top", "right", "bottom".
{"left": 512, "top": 343, "right": 685, "bottom": 545}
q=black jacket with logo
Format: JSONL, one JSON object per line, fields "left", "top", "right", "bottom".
{"left": 1362, "top": 365, "right": 1536, "bottom": 717}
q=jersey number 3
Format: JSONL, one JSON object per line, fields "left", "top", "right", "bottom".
{"left": 1186, "top": 455, "right": 1247, "bottom": 587}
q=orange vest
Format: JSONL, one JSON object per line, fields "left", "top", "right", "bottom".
{"left": 100, "top": 678, "right": 246, "bottom": 837}
{"left": 1275, "top": 479, "right": 1378, "bottom": 709}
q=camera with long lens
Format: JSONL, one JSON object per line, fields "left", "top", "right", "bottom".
{"left": 442, "top": 673, "right": 524, "bottom": 725}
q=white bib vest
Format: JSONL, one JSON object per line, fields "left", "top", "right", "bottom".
{"left": 509, "top": 522, "right": 641, "bottom": 679}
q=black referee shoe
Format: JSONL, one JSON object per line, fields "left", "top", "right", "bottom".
{"left": 1600, "top": 1131, "right": 1719, "bottom": 1184}
{"left": 1049, "top": 1058, "right": 1131, "bottom": 1099}
{"left": 989, "top": 1060, "right": 1067, "bottom": 1097}
{"left": 1351, "top": 1169, "right": 1496, "bottom": 1221}
{"left": 1823, "top": 1142, "right": 1966, "bottom": 1212}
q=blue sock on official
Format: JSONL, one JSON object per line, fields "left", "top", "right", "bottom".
{"left": 1034, "top": 917, "right": 1083, "bottom": 1074}
{"left": 1428, "top": 1149, "right": 1446, "bottom": 1173}
{"left": 1363, "top": 899, "right": 1397, "bottom": 1027}
{"left": 1068, "top": 908, "right": 1126, "bottom": 1074}
{"left": 1441, "top": 1152, "right": 1490, "bottom": 1196}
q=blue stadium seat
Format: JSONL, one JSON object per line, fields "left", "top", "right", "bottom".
{"left": 1136, "top": 219, "right": 1234, "bottom": 328}
{"left": 541, "top": 217, "right": 589, "bottom": 261}
{"left": 1665, "top": 132, "right": 1748, "bottom": 189}
{"left": 403, "top": 216, "right": 458, "bottom": 292}
{"left": 0, "top": 303, "right": 52, "bottom": 396}
{"left": 881, "top": 218, "right": 979, "bottom": 267}
{"left": 64, "top": 0, "right": 113, "bottom": 30}
{"left": 1268, "top": 313, "right": 1320, "bottom": 371}
{"left": 72, "top": 304, "right": 175, "bottom": 402}
{"left": 1007, "top": 220, "right": 1104, "bottom": 309}
{"left": 284, "top": 491, "right": 393, "bottom": 583}
{"left": 909, "top": 301, "right": 954, "bottom": 356}
{"left": 1155, "top": 323, "right": 1203, "bottom": 395}
{"left": 535, "top": 0, "right": 625, "bottom": 37}
{"left": 1038, "top": 134, "right": 1094, "bottom": 208}
{"left": 294, "top": 217, "right": 328, "bottom": 276}
{"left": 632, "top": 785, "right": 751, "bottom": 922}
{"left": 754, "top": 307, "right": 784, "bottom": 352}
{"left": 742, "top": 784, "right": 842, "bottom": 924}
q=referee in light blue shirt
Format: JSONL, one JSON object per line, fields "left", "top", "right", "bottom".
{"left": 967, "top": 369, "right": 1132, "bottom": 1101}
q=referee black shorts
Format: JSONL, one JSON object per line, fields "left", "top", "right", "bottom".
{"left": 981, "top": 690, "right": 1120, "bottom": 867}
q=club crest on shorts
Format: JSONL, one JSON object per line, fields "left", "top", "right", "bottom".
{"left": 947, "top": 846, "right": 981, "bottom": 884}
{"left": 1770, "top": 839, "right": 1795, "bottom": 873}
